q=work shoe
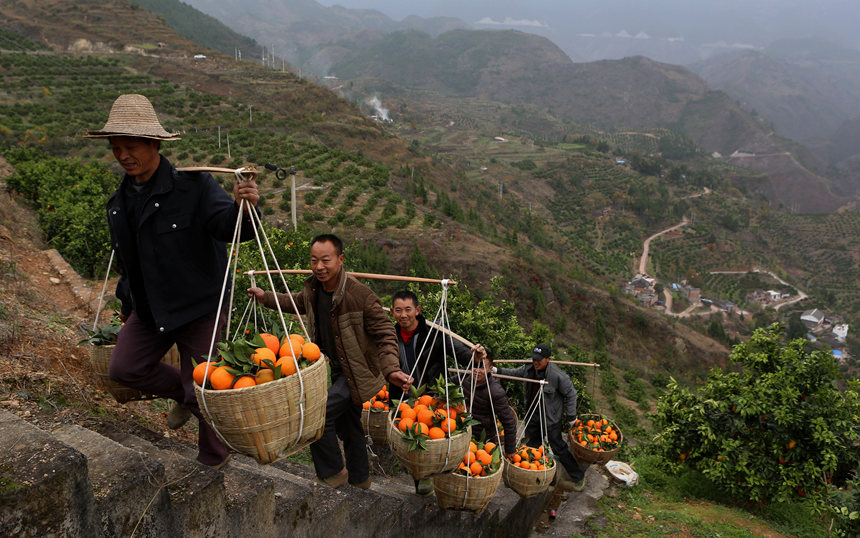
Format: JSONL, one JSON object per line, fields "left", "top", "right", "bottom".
{"left": 414, "top": 478, "right": 433, "bottom": 496}
{"left": 571, "top": 477, "right": 586, "bottom": 492}
{"left": 351, "top": 478, "right": 372, "bottom": 490}
{"left": 315, "top": 469, "right": 349, "bottom": 488}
{"left": 167, "top": 401, "right": 192, "bottom": 429}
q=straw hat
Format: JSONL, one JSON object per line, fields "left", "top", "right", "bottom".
{"left": 85, "top": 94, "right": 180, "bottom": 140}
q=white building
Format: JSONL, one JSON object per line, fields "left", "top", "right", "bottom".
{"left": 833, "top": 324, "right": 849, "bottom": 342}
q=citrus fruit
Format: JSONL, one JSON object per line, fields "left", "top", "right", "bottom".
{"left": 233, "top": 375, "right": 257, "bottom": 389}
{"left": 259, "top": 333, "right": 281, "bottom": 355}
{"left": 302, "top": 342, "right": 321, "bottom": 362}
{"left": 193, "top": 361, "right": 218, "bottom": 386}
{"left": 251, "top": 347, "right": 276, "bottom": 366}
{"left": 209, "top": 366, "right": 235, "bottom": 390}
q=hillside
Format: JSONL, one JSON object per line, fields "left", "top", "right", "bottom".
{"left": 311, "top": 29, "right": 846, "bottom": 213}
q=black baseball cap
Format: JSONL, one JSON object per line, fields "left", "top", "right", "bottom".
{"left": 530, "top": 344, "right": 551, "bottom": 361}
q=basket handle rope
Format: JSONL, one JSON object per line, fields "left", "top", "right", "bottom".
{"left": 199, "top": 169, "right": 311, "bottom": 455}
{"left": 92, "top": 249, "right": 116, "bottom": 332}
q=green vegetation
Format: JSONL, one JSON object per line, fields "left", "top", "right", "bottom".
{"left": 653, "top": 325, "right": 859, "bottom": 519}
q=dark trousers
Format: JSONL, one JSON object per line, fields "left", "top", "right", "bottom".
{"left": 108, "top": 309, "right": 228, "bottom": 466}
{"left": 525, "top": 418, "right": 586, "bottom": 482}
{"left": 310, "top": 374, "right": 369, "bottom": 484}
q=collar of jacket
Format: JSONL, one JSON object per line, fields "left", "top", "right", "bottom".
{"left": 119, "top": 155, "right": 174, "bottom": 198}
{"left": 394, "top": 313, "right": 429, "bottom": 339}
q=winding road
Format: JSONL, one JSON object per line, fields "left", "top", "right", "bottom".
{"left": 638, "top": 217, "right": 689, "bottom": 275}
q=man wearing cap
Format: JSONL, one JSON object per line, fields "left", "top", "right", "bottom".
{"left": 495, "top": 343, "right": 588, "bottom": 490}
{"left": 85, "top": 94, "right": 260, "bottom": 468}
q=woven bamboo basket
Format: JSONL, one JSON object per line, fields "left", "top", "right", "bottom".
{"left": 568, "top": 414, "right": 623, "bottom": 465}
{"left": 361, "top": 407, "right": 390, "bottom": 445}
{"left": 432, "top": 462, "right": 504, "bottom": 513}
{"left": 388, "top": 413, "right": 471, "bottom": 479}
{"left": 89, "top": 344, "right": 181, "bottom": 404}
{"left": 503, "top": 461, "right": 557, "bottom": 498}
{"left": 194, "top": 355, "right": 328, "bottom": 464}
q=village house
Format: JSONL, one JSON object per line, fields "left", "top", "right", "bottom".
{"left": 801, "top": 308, "right": 826, "bottom": 327}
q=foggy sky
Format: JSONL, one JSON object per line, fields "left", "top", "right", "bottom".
{"left": 317, "top": 0, "right": 860, "bottom": 60}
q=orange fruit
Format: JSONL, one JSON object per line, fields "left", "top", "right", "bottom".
{"left": 476, "top": 449, "right": 492, "bottom": 466}
{"left": 276, "top": 356, "right": 298, "bottom": 376}
{"left": 233, "top": 375, "right": 257, "bottom": 389}
{"left": 399, "top": 407, "right": 417, "bottom": 422}
{"left": 279, "top": 334, "right": 305, "bottom": 358}
{"left": 209, "top": 366, "right": 235, "bottom": 390}
{"left": 440, "top": 417, "right": 456, "bottom": 433}
{"left": 376, "top": 387, "right": 387, "bottom": 399}
{"left": 469, "top": 462, "right": 483, "bottom": 476}
{"left": 414, "top": 422, "right": 429, "bottom": 436}
{"left": 256, "top": 369, "right": 275, "bottom": 384}
{"left": 193, "top": 361, "right": 218, "bottom": 386}
{"left": 484, "top": 442, "right": 497, "bottom": 454}
{"left": 251, "top": 347, "right": 276, "bottom": 367}
{"left": 417, "top": 394, "right": 434, "bottom": 407}
{"left": 416, "top": 408, "right": 435, "bottom": 426}
{"left": 469, "top": 441, "right": 478, "bottom": 453}
{"left": 428, "top": 427, "right": 445, "bottom": 440}
{"left": 259, "top": 333, "right": 281, "bottom": 355}
{"left": 511, "top": 454, "right": 521, "bottom": 463}
{"left": 398, "top": 417, "right": 415, "bottom": 432}
{"left": 465, "top": 451, "right": 476, "bottom": 464}
{"left": 372, "top": 400, "right": 386, "bottom": 410}
{"left": 362, "top": 401, "right": 371, "bottom": 410}
{"left": 302, "top": 342, "right": 322, "bottom": 362}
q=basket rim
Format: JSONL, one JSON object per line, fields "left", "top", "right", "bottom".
{"left": 194, "top": 355, "right": 325, "bottom": 393}
{"left": 386, "top": 411, "right": 472, "bottom": 444}
{"left": 570, "top": 413, "right": 624, "bottom": 454}
{"left": 438, "top": 461, "right": 505, "bottom": 481}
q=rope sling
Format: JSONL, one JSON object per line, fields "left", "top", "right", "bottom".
{"left": 194, "top": 168, "right": 325, "bottom": 464}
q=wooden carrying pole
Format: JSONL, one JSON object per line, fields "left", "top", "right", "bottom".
{"left": 246, "top": 269, "right": 457, "bottom": 286}
{"left": 495, "top": 359, "right": 600, "bottom": 367}
{"left": 448, "top": 367, "right": 546, "bottom": 385}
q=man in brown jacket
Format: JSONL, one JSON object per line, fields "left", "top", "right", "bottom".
{"left": 248, "top": 234, "right": 411, "bottom": 488}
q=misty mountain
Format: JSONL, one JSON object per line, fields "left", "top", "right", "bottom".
{"left": 319, "top": 29, "right": 846, "bottom": 212}
{"left": 178, "top": 0, "right": 467, "bottom": 68}
{"left": 691, "top": 39, "right": 860, "bottom": 143}
{"left": 317, "top": 0, "right": 860, "bottom": 65}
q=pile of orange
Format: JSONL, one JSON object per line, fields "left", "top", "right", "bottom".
{"left": 455, "top": 440, "right": 501, "bottom": 477}
{"left": 392, "top": 393, "right": 468, "bottom": 441}
{"left": 193, "top": 332, "right": 322, "bottom": 390}
{"left": 362, "top": 385, "right": 391, "bottom": 412}
{"left": 507, "top": 445, "right": 553, "bottom": 470}
{"left": 570, "top": 416, "right": 620, "bottom": 452}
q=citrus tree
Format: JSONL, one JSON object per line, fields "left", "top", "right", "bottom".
{"left": 652, "top": 324, "right": 860, "bottom": 509}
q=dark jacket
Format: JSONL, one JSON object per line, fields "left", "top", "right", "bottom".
{"left": 108, "top": 156, "right": 256, "bottom": 333}
{"left": 391, "top": 313, "right": 472, "bottom": 400}
{"left": 497, "top": 362, "right": 577, "bottom": 426}
{"left": 262, "top": 269, "right": 400, "bottom": 405}
{"left": 461, "top": 374, "right": 518, "bottom": 455}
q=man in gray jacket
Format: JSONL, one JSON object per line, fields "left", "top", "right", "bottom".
{"left": 496, "top": 343, "right": 588, "bottom": 489}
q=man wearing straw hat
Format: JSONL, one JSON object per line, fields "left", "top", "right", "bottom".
{"left": 495, "top": 343, "right": 589, "bottom": 491}
{"left": 248, "top": 234, "right": 413, "bottom": 489}
{"left": 85, "top": 93, "right": 260, "bottom": 469}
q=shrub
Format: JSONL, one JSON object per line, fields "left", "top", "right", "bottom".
{"left": 652, "top": 324, "right": 860, "bottom": 509}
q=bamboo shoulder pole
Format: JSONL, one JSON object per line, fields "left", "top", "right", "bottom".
{"left": 495, "top": 359, "right": 600, "bottom": 367}
{"left": 448, "top": 367, "right": 546, "bottom": 385}
{"left": 177, "top": 166, "right": 243, "bottom": 174}
{"left": 248, "top": 269, "right": 457, "bottom": 286}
